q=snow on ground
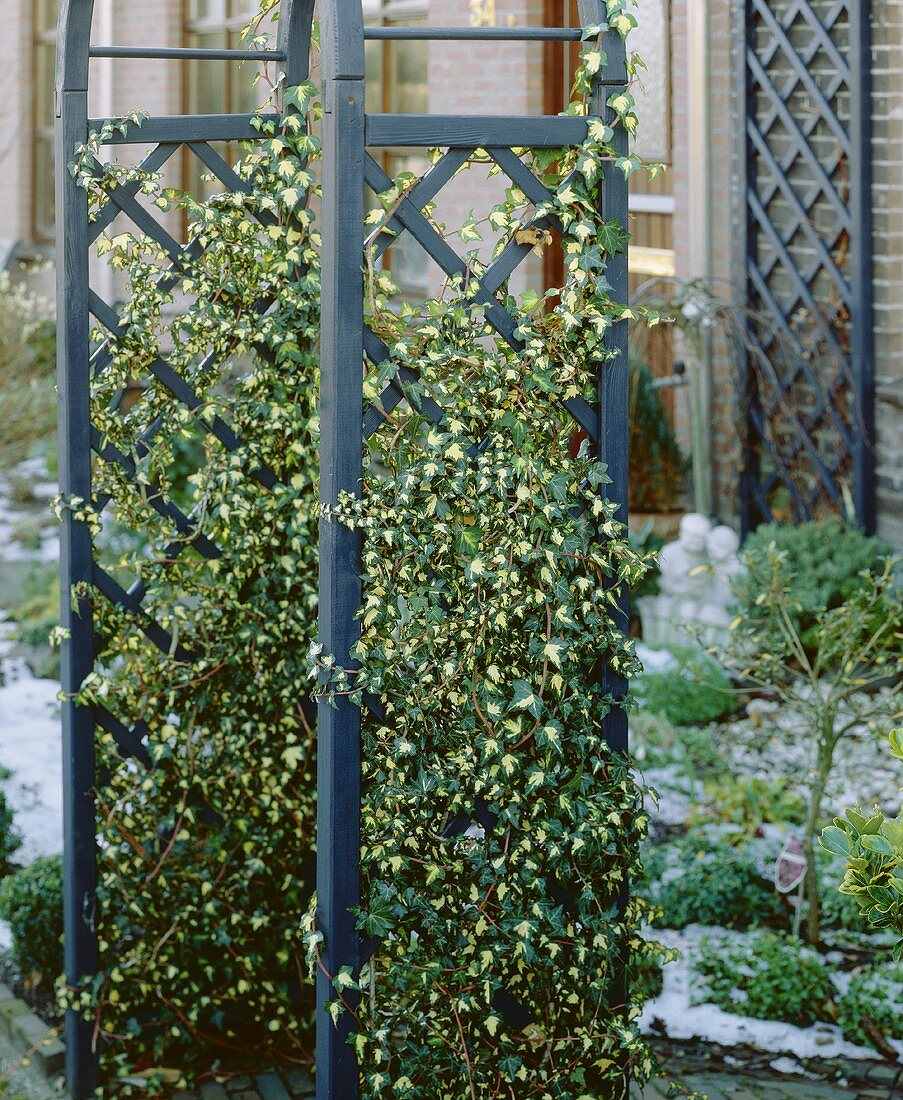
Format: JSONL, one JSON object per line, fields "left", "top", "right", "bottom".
{"left": 0, "top": 620, "right": 62, "bottom": 864}
{"left": 640, "top": 925, "right": 903, "bottom": 1062}
{"left": 0, "top": 464, "right": 58, "bottom": 565}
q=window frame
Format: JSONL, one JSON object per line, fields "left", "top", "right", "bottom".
{"left": 32, "top": 0, "right": 59, "bottom": 243}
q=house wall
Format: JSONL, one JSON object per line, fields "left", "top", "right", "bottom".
{"left": 426, "top": 0, "right": 545, "bottom": 298}
{"left": 870, "top": 0, "right": 903, "bottom": 547}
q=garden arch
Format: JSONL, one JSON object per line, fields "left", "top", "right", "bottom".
{"left": 56, "top": 0, "right": 632, "bottom": 1095}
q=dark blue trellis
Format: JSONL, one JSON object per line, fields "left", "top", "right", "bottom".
{"left": 56, "top": 1, "right": 631, "bottom": 1096}
{"left": 740, "top": 0, "right": 874, "bottom": 533}
{"left": 317, "top": 3, "right": 629, "bottom": 1096}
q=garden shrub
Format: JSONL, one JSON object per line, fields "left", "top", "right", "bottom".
{"left": 67, "top": 88, "right": 322, "bottom": 1087}
{"left": 692, "top": 931, "right": 833, "bottom": 1026}
{"left": 837, "top": 961, "right": 903, "bottom": 1048}
{"left": 822, "top": 728, "right": 903, "bottom": 957}
{"left": 641, "top": 834, "right": 781, "bottom": 929}
{"left": 736, "top": 519, "right": 892, "bottom": 653}
{"left": 0, "top": 855, "right": 63, "bottom": 982}
{"left": 0, "top": 790, "right": 22, "bottom": 870}
{"left": 0, "top": 270, "right": 56, "bottom": 472}
{"left": 628, "top": 359, "right": 688, "bottom": 513}
{"left": 632, "top": 645, "right": 735, "bottom": 726}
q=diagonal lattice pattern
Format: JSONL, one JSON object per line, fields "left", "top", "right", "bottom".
{"left": 743, "top": 0, "right": 872, "bottom": 528}
{"left": 83, "top": 139, "right": 286, "bottom": 766}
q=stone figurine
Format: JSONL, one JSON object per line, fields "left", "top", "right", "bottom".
{"left": 638, "top": 514, "right": 746, "bottom": 649}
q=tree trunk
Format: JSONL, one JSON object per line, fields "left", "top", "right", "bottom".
{"left": 803, "top": 736, "right": 833, "bottom": 944}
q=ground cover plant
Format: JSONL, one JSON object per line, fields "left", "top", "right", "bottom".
{"left": 692, "top": 931, "right": 834, "bottom": 1027}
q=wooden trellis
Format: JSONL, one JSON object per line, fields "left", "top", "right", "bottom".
{"left": 56, "top": 1, "right": 631, "bottom": 1096}
{"left": 740, "top": 0, "right": 874, "bottom": 532}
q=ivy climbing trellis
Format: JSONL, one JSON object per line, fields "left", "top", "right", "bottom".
{"left": 56, "top": 0, "right": 635, "bottom": 1096}
{"left": 55, "top": 2, "right": 314, "bottom": 1094}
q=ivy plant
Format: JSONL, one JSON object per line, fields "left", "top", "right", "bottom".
{"left": 65, "top": 87, "right": 322, "bottom": 1090}
{"left": 308, "top": 19, "right": 666, "bottom": 1099}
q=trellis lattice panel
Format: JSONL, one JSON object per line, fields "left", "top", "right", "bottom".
{"left": 316, "top": 3, "right": 632, "bottom": 1096}
{"left": 741, "top": 0, "right": 874, "bottom": 532}
{"left": 55, "top": 4, "right": 314, "bottom": 1095}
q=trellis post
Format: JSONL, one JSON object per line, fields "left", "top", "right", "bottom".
{"left": 740, "top": 0, "right": 874, "bottom": 532}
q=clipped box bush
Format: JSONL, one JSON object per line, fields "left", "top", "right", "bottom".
{"left": 0, "top": 855, "right": 63, "bottom": 983}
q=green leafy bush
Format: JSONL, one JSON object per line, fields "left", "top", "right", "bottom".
{"left": 837, "top": 961, "right": 903, "bottom": 1048}
{"left": 693, "top": 931, "right": 833, "bottom": 1026}
{"left": 629, "top": 359, "right": 688, "bottom": 513}
{"left": 0, "top": 856, "right": 63, "bottom": 982}
{"left": 737, "top": 520, "right": 892, "bottom": 652}
{"left": 692, "top": 776, "right": 806, "bottom": 833}
{"left": 633, "top": 646, "right": 735, "bottom": 726}
{"left": 0, "top": 271, "right": 56, "bottom": 472}
{"left": 0, "top": 791, "right": 22, "bottom": 870}
{"left": 642, "top": 835, "right": 781, "bottom": 929}
{"left": 822, "top": 728, "right": 903, "bottom": 957}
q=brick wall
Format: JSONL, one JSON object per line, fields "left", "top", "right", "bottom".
{"left": 870, "top": 0, "right": 903, "bottom": 547}
{"left": 426, "top": 0, "right": 544, "bottom": 297}
{"left": 0, "top": 1, "right": 42, "bottom": 253}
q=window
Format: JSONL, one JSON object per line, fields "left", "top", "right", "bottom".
{"left": 184, "top": 0, "right": 269, "bottom": 197}
{"left": 364, "top": 0, "right": 429, "bottom": 293}
{"left": 33, "top": 0, "right": 59, "bottom": 241}
{"left": 542, "top": 0, "right": 675, "bottom": 287}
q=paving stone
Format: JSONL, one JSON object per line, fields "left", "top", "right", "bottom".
{"left": 229, "top": 1092, "right": 261, "bottom": 1100}
{"left": 200, "top": 1084, "right": 230, "bottom": 1100}
{"left": 0, "top": 997, "right": 30, "bottom": 1041}
{"left": 29, "top": 1034, "right": 65, "bottom": 1078}
{"left": 229, "top": 1078, "right": 253, "bottom": 1090}
{"left": 255, "top": 1073, "right": 291, "bottom": 1100}
{"left": 281, "top": 1066, "right": 315, "bottom": 1098}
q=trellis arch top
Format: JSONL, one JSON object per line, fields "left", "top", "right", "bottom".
{"left": 56, "top": 0, "right": 315, "bottom": 99}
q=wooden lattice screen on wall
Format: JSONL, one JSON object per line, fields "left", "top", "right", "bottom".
{"left": 741, "top": 0, "right": 875, "bottom": 533}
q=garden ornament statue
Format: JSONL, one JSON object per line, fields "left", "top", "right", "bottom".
{"left": 639, "top": 513, "right": 745, "bottom": 648}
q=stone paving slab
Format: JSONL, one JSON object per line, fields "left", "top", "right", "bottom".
{"left": 636, "top": 1072, "right": 899, "bottom": 1100}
